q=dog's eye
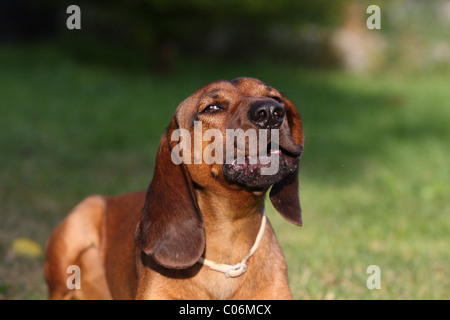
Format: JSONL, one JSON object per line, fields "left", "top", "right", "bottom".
{"left": 201, "top": 105, "right": 222, "bottom": 114}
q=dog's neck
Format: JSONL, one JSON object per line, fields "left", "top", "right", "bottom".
{"left": 194, "top": 188, "right": 267, "bottom": 265}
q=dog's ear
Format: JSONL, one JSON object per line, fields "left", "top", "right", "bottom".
{"left": 134, "top": 117, "right": 205, "bottom": 269}
{"left": 269, "top": 96, "right": 304, "bottom": 226}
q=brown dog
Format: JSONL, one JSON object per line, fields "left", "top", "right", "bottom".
{"left": 44, "top": 77, "right": 304, "bottom": 299}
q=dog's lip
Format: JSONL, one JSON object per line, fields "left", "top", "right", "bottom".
{"left": 279, "top": 144, "right": 303, "bottom": 158}
{"left": 277, "top": 141, "right": 303, "bottom": 158}
{"left": 222, "top": 144, "right": 300, "bottom": 189}
{"left": 225, "top": 145, "right": 300, "bottom": 173}
{"left": 232, "top": 142, "right": 303, "bottom": 159}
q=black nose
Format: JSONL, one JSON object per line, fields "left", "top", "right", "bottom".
{"left": 248, "top": 100, "right": 285, "bottom": 129}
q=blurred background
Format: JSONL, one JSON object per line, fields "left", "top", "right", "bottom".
{"left": 0, "top": 0, "right": 449, "bottom": 299}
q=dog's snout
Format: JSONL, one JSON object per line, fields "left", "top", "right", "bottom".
{"left": 248, "top": 100, "right": 285, "bottom": 129}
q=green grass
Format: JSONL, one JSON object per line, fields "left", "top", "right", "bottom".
{"left": 0, "top": 43, "right": 449, "bottom": 299}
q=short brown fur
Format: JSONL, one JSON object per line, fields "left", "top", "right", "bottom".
{"left": 45, "top": 78, "right": 304, "bottom": 300}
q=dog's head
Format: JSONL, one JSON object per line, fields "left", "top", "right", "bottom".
{"left": 135, "top": 77, "right": 304, "bottom": 269}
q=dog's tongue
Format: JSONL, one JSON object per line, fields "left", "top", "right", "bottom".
{"left": 278, "top": 129, "right": 303, "bottom": 156}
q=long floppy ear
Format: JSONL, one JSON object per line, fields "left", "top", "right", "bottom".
{"left": 134, "top": 117, "right": 205, "bottom": 269}
{"left": 269, "top": 96, "right": 304, "bottom": 226}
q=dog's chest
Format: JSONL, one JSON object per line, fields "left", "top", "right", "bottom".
{"left": 196, "top": 268, "right": 244, "bottom": 299}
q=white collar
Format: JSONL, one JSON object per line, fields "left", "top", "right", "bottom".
{"left": 197, "top": 210, "right": 267, "bottom": 278}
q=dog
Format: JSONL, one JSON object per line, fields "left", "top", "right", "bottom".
{"left": 44, "top": 77, "right": 304, "bottom": 299}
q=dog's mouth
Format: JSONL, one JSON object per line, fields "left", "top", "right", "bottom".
{"left": 223, "top": 141, "right": 303, "bottom": 189}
